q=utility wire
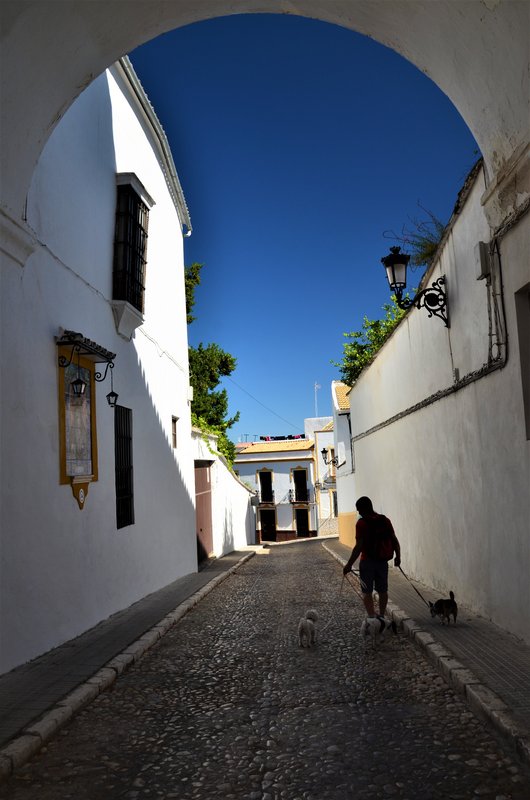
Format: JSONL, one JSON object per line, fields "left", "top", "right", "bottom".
{"left": 225, "top": 375, "right": 303, "bottom": 432}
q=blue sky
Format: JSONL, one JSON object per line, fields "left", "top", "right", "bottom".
{"left": 130, "top": 13, "right": 478, "bottom": 443}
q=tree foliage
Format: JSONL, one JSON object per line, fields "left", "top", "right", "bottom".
{"left": 332, "top": 296, "right": 406, "bottom": 386}
{"left": 188, "top": 343, "right": 240, "bottom": 431}
{"left": 185, "top": 264, "right": 239, "bottom": 466}
{"left": 190, "top": 412, "right": 237, "bottom": 465}
{"left": 184, "top": 262, "right": 203, "bottom": 324}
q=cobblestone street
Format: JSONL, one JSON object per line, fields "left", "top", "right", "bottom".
{"left": 2, "top": 541, "right": 529, "bottom": 800}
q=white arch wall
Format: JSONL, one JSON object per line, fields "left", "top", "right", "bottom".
{"left": 0, "top": 0, "right": 529, "bottom": 233}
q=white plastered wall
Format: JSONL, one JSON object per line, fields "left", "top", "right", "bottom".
{"left": 192, "top": 431, "right": 256, "bottom": 554}
{"left": 346, "top": 167, "right": 530, "bottom": 642}
{"left": 0, "top": 67, "right": 197, "bottom": 673}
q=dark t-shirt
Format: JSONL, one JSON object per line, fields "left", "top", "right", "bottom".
{"left": 356, "top": 513, "right": 396, "bottom": 561}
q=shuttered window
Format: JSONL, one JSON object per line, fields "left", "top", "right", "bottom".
{"left": 115, "top": 405, "right": 134, "bottom": 529}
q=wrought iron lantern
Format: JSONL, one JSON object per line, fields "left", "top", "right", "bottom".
{"left": 71, "top": 375, "right": 87, "bottom": 397}
{"left": 106, "top": 365, "right": 119, "bottom": 408}
{"left": 321, "top": 447, "right": 338, "bottom": 466}
{"left": 70, "top": 350, "right": 87, "bottom": 397}
{"left": 57, "top": 330, "right": 118, "bottom": 405}
{"left": 381, "top": 246, "right": 449, "bottom": 327}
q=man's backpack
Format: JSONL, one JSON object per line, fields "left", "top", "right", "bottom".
{"left": 362, "top": 514, "right": 395, "bottom": 561}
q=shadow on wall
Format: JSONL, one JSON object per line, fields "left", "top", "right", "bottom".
{"left": 222, "top": 505, "right": 235, "bottom": 554}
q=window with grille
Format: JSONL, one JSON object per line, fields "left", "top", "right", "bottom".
{"left": 113, "top": 184, "right": 149, "bottom": 313}
{"left": 115, "top": 405, "right": 134, "bottom": 529}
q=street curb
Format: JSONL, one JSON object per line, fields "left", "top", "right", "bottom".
{"left": 321, "top": 541, "right": 530, "bottom": 766}
{"left": 0, "top": 551, "right": 255, "bottom": 784}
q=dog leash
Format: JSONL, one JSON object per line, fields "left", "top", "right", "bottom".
{"left": 398, "top": 565, "right": 430, "bottom": 608}
{"left": 345, "top": 570, "right": 366, "bottom": 601}
{"left": 321, "top": 571, "right": 364, "bottom": 632}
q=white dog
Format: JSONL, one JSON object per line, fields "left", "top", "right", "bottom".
{"left": 298, "top": 609, "right": 318, "bottom": 647}
{"left": 360, "top": 615, "right": 397, "bottom": 649}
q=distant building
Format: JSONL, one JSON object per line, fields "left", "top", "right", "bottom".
{"left": 331, "top": 382, "right": 355, "bottom": 547}
{"left": 234, "top": 418, "right": 338, "bottom": 542}
{"left": 307, "top": 418, "right": 338, "bottom": 535}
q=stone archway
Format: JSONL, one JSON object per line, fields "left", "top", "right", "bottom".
{"left": 1, "top": 0, "right": 528, "bottom": 247}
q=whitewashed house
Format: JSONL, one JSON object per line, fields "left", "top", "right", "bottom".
{"left": 305, "top": 417, "right": 338, "bottom": 533}
{"left": 235, "top": 437, "right": 317, "bottom": 542}
{"left": 334, "top": 160, "right": 530, "bottom": 643}
{"left": 1, "top": 57, "right": 198, "bottom": 674}
{"left": 234, "top": 418, "right": 340, "bottom": 542}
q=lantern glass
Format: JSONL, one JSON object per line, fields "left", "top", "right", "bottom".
{"left": 71, "top": 377, "right": 87, "bottom": 397}
{"left": 106, "top": 390, "right": 119, "bottom": 408}
{"left": 387, "top": 260, "right": 407, "bottom": 290}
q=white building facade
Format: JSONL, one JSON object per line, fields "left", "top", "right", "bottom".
{"left": 306, "top": 418, "right": 338, "bottom": 533}
{"left": 0, "top": 59, "right": 199, "bottom": 674}
{"left": 235, "top": 439, "right": 318, "bottom": 542}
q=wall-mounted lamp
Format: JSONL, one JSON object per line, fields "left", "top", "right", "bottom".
{"left": 381, "top": 246, "right": 449, "bottom": 327}
{"left": 106, "top": 364, "right": 119, "bottom": 408}
{"left": 321, "top": 448, "right": 338, "bottom": 466}
{"left": 57, "top": 330, "right": 118, "bottom": 405}
{"left": 70, "top": 350, "right": 87, "bottom": 397}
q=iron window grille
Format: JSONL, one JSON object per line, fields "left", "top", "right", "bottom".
{"left": 113, "top": 184, "right": 149, "bottom": 313}
{"left": 115, "top": 405, "right": 134, "bottom": 529}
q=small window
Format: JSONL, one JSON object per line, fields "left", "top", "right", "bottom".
{"left": 171, "top": 416, "right": 178, "bottom": 448}
{"left": 115, "top": 405, "right": 134, "bottom": 529}
{"left": 113, "top": 183, "right": 150, "bottom": 313}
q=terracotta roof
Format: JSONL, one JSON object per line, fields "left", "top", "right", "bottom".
{"left": 235, "top": 440, "right": 314, "bottom": 455}
{"left": 320, "top": 420, "right": 333, "bottom": 432}
{"left": 334, "top": 382, "right": 351, "bottom": 411}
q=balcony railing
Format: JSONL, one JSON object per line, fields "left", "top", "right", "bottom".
{"left": 258, "top": 489, "right": 275, "bottom": 504}
{"left": 289, "top": 489, "right": 311, "bottom": 504}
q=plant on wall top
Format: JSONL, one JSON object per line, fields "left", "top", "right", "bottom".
{"left": 332, "top": 296, "right": 407, "bottom": 386}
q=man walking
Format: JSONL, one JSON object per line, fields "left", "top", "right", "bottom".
{"left": 343, "top": 496, "right": 401, "bottom": 618}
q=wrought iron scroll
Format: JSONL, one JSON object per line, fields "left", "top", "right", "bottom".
{"left": 56, "top": 330, "right": 116, "bottom": 380}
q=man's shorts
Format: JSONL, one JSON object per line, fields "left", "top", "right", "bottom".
{"left": 359, "top": 559, "right": 389, "bottom": 594}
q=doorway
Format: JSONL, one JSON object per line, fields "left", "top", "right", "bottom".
{"left": 295, "top": 508, "right": 309, "bottom": 537}
{"left": 194, "top": 460, "right": 213, "bottom": 564}
{"left": 260, "top": 509, "right": 276, "bottom": 542}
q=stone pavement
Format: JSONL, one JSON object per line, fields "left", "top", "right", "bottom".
{"left": 0, "top": 550, "right": 255, "bottom": 773}
{"left": 323, "top": 539, "right": 530, "bottom": 764}
{"left": 0, "top": 539, "right": 529, "bottom": 799}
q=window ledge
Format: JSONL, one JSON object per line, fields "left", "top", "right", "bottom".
{"left": 111, "top": 300, "right": 144, "bottom": 341}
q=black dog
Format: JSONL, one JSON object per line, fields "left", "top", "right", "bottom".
{"left": 429, "top": 591, "right": 457, "bottom": 625}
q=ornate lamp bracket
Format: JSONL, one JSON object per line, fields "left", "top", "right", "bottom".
{"left": 395, "top": 276, "right": 449, "bottom": 327}
{"left": 56, "top": 330, "right": 116, "bottom": 378}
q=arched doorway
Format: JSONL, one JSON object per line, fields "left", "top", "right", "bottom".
{"left": 0, "top": 0, "right": 529, "bottom": 667}
{"left": 1, "top": 0, "right": 528, "bottom": 235}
